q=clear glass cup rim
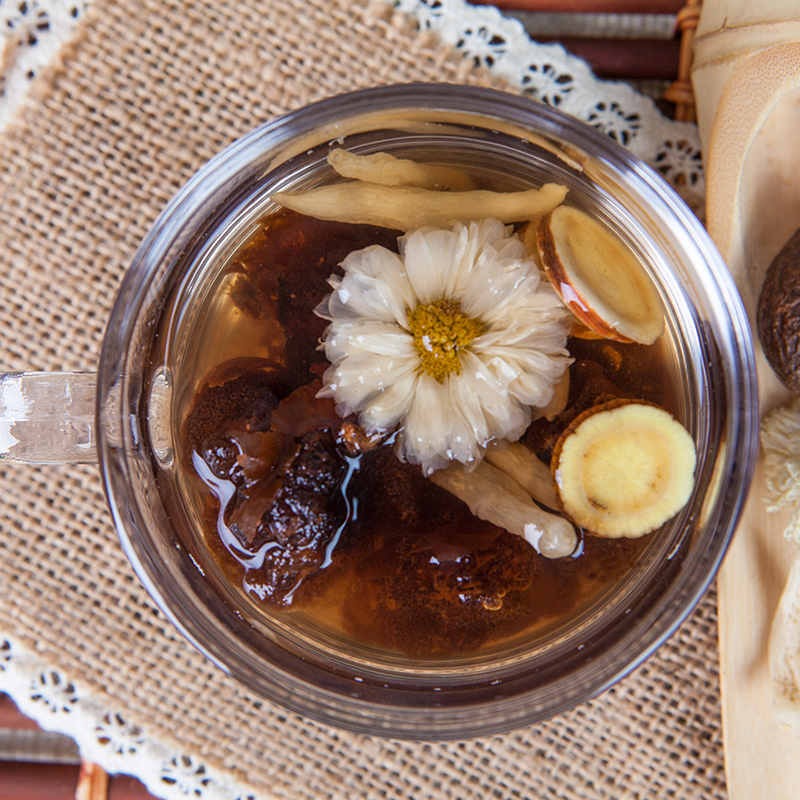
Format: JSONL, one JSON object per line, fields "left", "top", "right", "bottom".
{"left": 96, "top": 82, "right": 759, "bottom": 739}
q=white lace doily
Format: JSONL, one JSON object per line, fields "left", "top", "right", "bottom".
{"left": 0, "top": 1, "right": 705, "bottom": 798}
{"left": 393, "top": 0, "right": 704, "bottom": 210}
{"left": 0, "top": 0, "right": 88, "bottom": 116}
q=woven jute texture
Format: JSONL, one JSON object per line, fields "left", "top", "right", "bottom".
{"left": 0, "top": 0, "right": 728, "bottom": 797}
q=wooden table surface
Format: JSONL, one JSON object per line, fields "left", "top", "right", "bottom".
{"left": 0, "top": 2, "right": 694, "bottom": 798}
{"left": 0, "top": 693, "right": 156, "bottom": 799}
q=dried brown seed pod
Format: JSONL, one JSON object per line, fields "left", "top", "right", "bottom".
{"left": 758, "top": 226, "right": 800, "bottom": 393}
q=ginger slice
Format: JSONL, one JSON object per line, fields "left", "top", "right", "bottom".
{"left": 537, "top": 206, "right": 665, "bottom": 345}
{"left": 272, "top": 182, "right": 568, "bottom": 232}
{"left": 552, "top": 399, "right": 696, "bottom": 538}
{"left": 327, "top": 148, "right": 475, "bottom": 191}
{"left": 429, "top": 460, "right": 577, "bottom": 559}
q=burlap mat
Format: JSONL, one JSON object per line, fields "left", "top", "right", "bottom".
{"left": 0, "top": 0, "right": 727, "bottom": 796}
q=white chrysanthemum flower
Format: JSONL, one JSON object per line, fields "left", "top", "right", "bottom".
{"left": 316, "top": 218, "right": 572, "bottom": 474}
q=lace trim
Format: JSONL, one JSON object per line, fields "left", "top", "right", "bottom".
{"left": 0, "top": 0, "right": 88, "bottom": 121}
{"left": 392, "top": 0, "right": 703, "bottom": 211}
{"left": 0, "top": 0, "right": 706, "bottom": 797}
{"left": 0, "top": 637, "right": 259, "bottom": 798}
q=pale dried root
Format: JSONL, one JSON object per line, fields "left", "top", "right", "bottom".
{"left": 485, "top": 441, "right": 558, "bottom": 510}
{"left": 327, "top": 148, "right": 475, "bottom": 191}
{"left": 429, "top": 460, "right": 577, "bottom": 559}
{"left": 770, "top": 552, "right": 800, "bottom": 729}
{"left": 537, "top": 206, "right": 665, "bottom": 345}
{"left": 552, "top": 399, "right": 696, "bottom": 538}
{"left": 272, "top": 182, "right": 568, "bottom": 231}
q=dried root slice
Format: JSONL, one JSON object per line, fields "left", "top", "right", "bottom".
{"left": 485, "top": 441, "right": 558, "bottom": 510}
{"left": 272, "top": 182, "right": 568, "bottom": 232}
{"left": 552, "top": 399, "right": 696, "bottom": 538}
{"left": 327, "top": 148, "right": 475, "bottom": 191}
{"left": 769, "top": 553, "right": 800, "bottom": 729}
{"left": 537, "top": 206, "right": 665, "bottom": 345}
{"left": 429, "top": 461, "right": 577, "bottom": 559}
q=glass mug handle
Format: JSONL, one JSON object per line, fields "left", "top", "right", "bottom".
{"left": 0, "top": 372, "right": 98, "bottom": 464}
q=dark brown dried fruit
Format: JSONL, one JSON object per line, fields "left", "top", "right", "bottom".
{"left": 183, "top": 367, "right": 376, "bottom": 607}
{"left": 758, "top": 227, "right": 800, "bottom": 393}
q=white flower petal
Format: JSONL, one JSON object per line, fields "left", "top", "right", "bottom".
{"left": 464, "top": 218, "right": 510, "bottom": 260}
{"left": 325, "top": 347, "right": 419, "bottom": 411}
{"left": 360, "top": 364, "right": 421, "bottom": 432}
{"left": 397, "top": 374, "right": 452, "bottom": 468}
{"left": 399, "top": 227, "right": 464, "bottom": 305}
{"left": 482, "top": 348, "right": 570, "bottom": 408}
{"left": 318, "top": 363, "right": 383, "bottom": 418}
{"left": 457, "top": 351, "right": 532, "bottom": 441}
{"left": 327, "top": 246, "right": 415, "bottom": 325}
{"left": 324, "top": 320, "right": 415, "bottom": 362}
{"left": 474, "top": 316, "right": 569, "bottom": 352}
{"left": 467, "top": 268, "right": 545, "bottom": 324}
{"left": 440, "top": 375, "right": 491, "bottom": 462}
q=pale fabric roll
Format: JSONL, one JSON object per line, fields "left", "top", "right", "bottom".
{"left": 692, "top": 0, "right": 800, "bottom": 311}
{"left": 691, "top": 2, "right": 800, "bottom": 798}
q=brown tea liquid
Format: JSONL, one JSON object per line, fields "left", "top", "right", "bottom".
{"left": 156, "top": 210, "right": 681, "bottom": 659}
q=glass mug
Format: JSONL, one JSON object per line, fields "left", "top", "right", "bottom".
{"left": 0, "top": 84, "right": 758, "bottom": 739}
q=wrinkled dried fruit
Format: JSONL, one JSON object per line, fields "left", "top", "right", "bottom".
{"left": 552, "top": 399, "right": 696, "bottom": 538}
{"left": 758, "top": 226, "right": 800, "bottom": 393}
{"left": 537, "top": 206, "right": 665, "bottom": 345}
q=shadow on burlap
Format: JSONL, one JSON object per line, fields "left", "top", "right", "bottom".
{"left": 0, "top": 0, "right": 727, "bottom": 797}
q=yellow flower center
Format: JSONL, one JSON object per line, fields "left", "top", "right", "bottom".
{"left": 407, "top": 298, "right": 485, "bottom": 382}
